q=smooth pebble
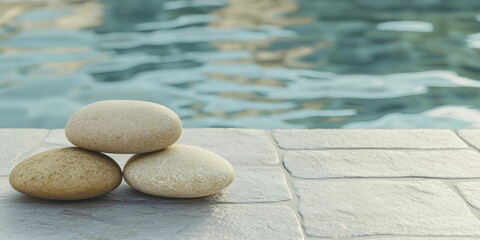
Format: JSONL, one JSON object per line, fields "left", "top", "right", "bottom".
{"left": 9, "top": 147, "right": 122, "bottom": 200}
{"left": 65, "top": 100, "right": 182, "bottom": 153}
{"left": 123, "top": 145, "right": 235, "bottom": 198}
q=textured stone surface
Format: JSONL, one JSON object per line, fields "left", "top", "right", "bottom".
{"left": 10, "top": 147, "right": 122, "bottom": 200}
{"left": 5, "top": 128, "right": 480, "bottom": 239}
{"left": 0, "top": 177, "right": 10, "bottom": 201}
{"left": 178, "top": 128, "right": 278, "bottom": 165}
{"left": 0, "top": 129, "right": 49, "bottom": 176}
{"left": 273, "top": 129, "right": 467, "bottom": 149}
{"left": 124, "top": 145, "right": 235, "bottom": 198}
{"left": 294, "top": 180, "right": 480, "bottom": 238}
{"left": 106, "top": 167, "right": 290, "bottom": 203}
{"left": 283, "top": 150, "right": 480, "bottom": 178}
{"left": 208, "top": 167, "right": 291, "bottom": 203}
{"left": 66, "top": 100, "right": 182, "bottom": 153}
{"left": 372, "top": 238, "right": 472, "bottom": 240}
{"left": 0, "top": 202, "right": 303, "bottom": 240}
{"left": 456, "top": 182, "right": 480, "bottom": 210}
{"left": 458, "top": 129, "right": 480, "bottom": 150}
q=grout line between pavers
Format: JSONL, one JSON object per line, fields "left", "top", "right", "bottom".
{"left": 17, "top": 129, "right": 51, "bottom": 161}
{"left": 456, "top": 130, "right": 480, "bottom": 152}
{"left": 277, "top": 147, "right": 471, "bottom": 151}
{"left": 289, "top": 176, "right": 480, "bottom": 181}
{"left": 447, "top": 131, "right": 480, "bottom": 221}
{"left": 346, "top": 234, "right": 480, "bottom": 239}
{"left": 280, "top": 148, "right": 479, "bottom": 151}
{"left": 442, "top": 179, "right": 480, "bottom": 221}
{"left": 266, "top": 130, "right": 308, "bottom": 240}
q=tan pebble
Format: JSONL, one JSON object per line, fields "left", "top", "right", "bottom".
{"left": 65, "top": 100, "right": 182, "bottom": 154}
{"left": 123, "top": 145, "right": 235, "bottom": 198}
{"left": 9, "top": 147, "right": 122, "bottom": 200}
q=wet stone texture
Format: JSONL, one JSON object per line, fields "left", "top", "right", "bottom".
{"left": 0, "top": 200, "right": 303, "bottom": 240}
{"left": 3, "top": 129, "right": 480, "bottom": 239}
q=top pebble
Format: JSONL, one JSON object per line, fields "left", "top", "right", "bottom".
{"left": 65, "top": 100, "right": 182, "bottom": 154}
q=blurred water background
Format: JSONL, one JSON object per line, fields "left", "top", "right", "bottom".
{"left": 2, "top": 0, "right": 480, "bottom": 128}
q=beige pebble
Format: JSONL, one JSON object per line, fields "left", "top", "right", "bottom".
{"left": 65, "top": 100, "right": 182, "bottom": 154}
{"left": 123, "top": 145, "right": 235, "bottom": 198}
{"left": 9, "top": 147, "right": 122, "bottom": 200}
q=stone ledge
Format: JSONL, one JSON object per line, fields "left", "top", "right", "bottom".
{"left": 283, "top": 149, "right": 480, "bottom": 179}
{"left": 3, "top": 128, "right": 480, "bottom": 239}
{"left": 273, "top": 129, "right": 468, "bottom": 149}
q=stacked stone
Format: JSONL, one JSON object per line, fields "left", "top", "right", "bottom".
{"left": 9, "top": 100, "right": 235, "bottom": 200}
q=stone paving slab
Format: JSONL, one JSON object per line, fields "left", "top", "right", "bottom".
{"left": 456, "top": 182, "right": 480, "bottom": 210}
{"left": 294, "top": 179, "right": 480, "bottom": 238}
{"left": 178, "top": 128, "right": 278, "bottom": 165}
{"left": 0, "top": 177, "right": 301, "bottom": 239}
{"left": 0, "top": 129, "right": 49, "bottom": 176}
{"left": 368, "top": 238, "right": 475, "bottom": 240}
{"left": 5, "top": 129, "right": 480, "bottom": 239}
{"left": 458, "top": 129, "right": 480, "bottom": 150}
{"left": 273, "top": 129, "right": 468, "bottom": 149}
{"left": 306, "top": 237, "right": 474, "bottom": 240}
{"left": 0, "top": 203, "right": 302, "bottom": 239}
{"left": 283, "top": 150, "right": 480, "bottom": 179}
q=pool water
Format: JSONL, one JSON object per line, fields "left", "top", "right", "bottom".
{"left": 2, "top": 0, "right": 480, "bottom": 128}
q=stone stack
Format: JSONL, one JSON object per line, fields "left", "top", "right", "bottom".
{"left": 9, "top": 100, "right": 235, "bottom": 200}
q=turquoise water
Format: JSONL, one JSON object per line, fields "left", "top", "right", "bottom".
{"left": 2, "top": 0, "right": 480, "bottom": 128}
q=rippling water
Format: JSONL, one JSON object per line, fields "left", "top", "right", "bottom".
{"left": 2, "top": 0, "right": 480, "bottom": 128}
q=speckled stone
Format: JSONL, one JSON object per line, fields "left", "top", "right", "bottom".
{"left": 124, "top": 145, "right": 235, "bottom": 198}
{"left": 9, "top": 147, "right": 122, "bottom": 200}
{"left": 65, "top": 100, "right": 182, "bottom": 153}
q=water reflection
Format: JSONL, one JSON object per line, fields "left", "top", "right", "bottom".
{"left": 1, "top": 0, "right": 480, "bottom": 128}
